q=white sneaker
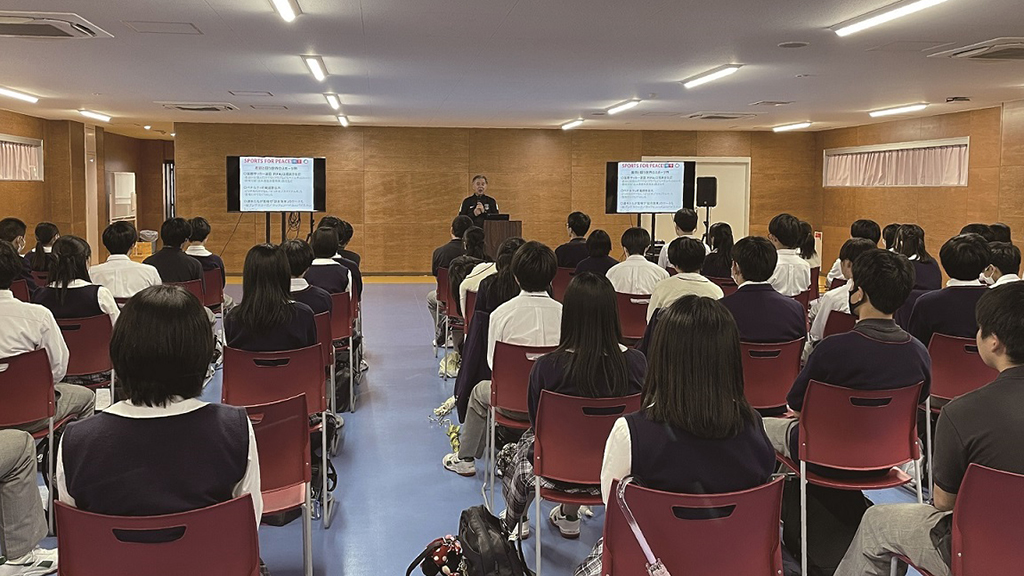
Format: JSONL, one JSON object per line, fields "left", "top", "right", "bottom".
{"left": 499, "top": 509, "right": 530, "bottom": 540}
{"left": 442, "top": 453, "right": 476, "bottom": 477}
{"left": 549, "top": 505, "right": 581, "bottom": 539}
{"left": 0, "top": 548, "right": 58, "bottom": 576}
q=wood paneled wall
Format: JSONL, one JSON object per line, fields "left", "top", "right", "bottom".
{"left": 0, "top": 108, "right": 48, "bottom": 227}
{"left": 102, "top": 132, "right": 171, "bottom": 235}
{"left": 174, "top": 123, "right": 821, "bottom": 274}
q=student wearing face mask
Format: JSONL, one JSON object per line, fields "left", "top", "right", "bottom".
{"left": 983, "top": 241, "right": 1020, "bottom": 288}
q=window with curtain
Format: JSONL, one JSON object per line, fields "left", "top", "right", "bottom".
{"left": 823, "top": 139, "right": 969, "bottom": 187}
{"left": 0, "top": 136, "right": 44, "bottom": 181}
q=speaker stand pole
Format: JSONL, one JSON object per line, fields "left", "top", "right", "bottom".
{"left": 265, "top": 213, "right": 271, "bottom": 243}
{"left": 703, "top": 206, "right": 711, "bottom": 244}
{"left": 650, "top": 213, "right": 657, "bottom": 243}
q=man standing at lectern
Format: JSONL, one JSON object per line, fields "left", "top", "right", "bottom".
{"left": 460, "top": 175, "right": 499, "bottom": 227}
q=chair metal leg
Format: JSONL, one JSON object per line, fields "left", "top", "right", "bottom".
{"left": 47, "top": 417, "right": 54, "bottom": 535}
{"left": 304, "top": 483, "right": 314, "bottom": 576}
{"left": 535, "top": 483, "right": 542, "bottom": 575}
{"left": 914, "top": 450, "right": 924, "bottom": 504}
{"left": 925, "top": 397, "right": 934, "bottom": 501}
{"left": 433, "top": 301, "right": 439, "bottom": 359}
{"left": 348, "top": 344, "right": 355, "bottom": 413}
{"left": 328, "top": 346, "right": 337, "bottom": 416}
{"left": 890, "top": 555, "right": 899, "bottom": 576}
{"left": 488, "top": 408, "right": 496, "bottom": 512}
{"left": 800, "top": 461, "right": 808, "bottom": 576}
{"left": 481, "top": 409, "right": 492, "bottom": 510}
{"left": 110, "top": 368, "right": 116, "bottom": 404}
{"left": 321, "top": 413, "right": 334, "bottom": 529}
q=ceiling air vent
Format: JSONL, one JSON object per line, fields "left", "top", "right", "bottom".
{"left": 0, "top": 11, "right": 113, "bottom": 38}
{"left": 929, "top": 38, "right": 1024, "bottom": 61}
{"left": 688, "top": 112, "right": 757, "bottom": 121}
{"left": 158, "top": 102, "right": 239, "bottom": 112}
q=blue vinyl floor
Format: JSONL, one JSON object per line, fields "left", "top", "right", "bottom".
{"left": 43, "top": 281, "right": 921, "bottom": 575}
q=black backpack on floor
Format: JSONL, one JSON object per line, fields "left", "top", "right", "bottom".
{"left": 458, "top": 506, "right": 532, "bottom": 576}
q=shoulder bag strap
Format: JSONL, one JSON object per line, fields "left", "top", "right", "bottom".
{"left": 616, "top": 477, "right": 672, "bottom": 576}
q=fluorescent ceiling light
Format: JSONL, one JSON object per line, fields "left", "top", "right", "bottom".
{"left": 337, "top": 115, "right": 350, "bottom": 127}
{"left": 324, "top": 94, "right": 341, "bottom": 110}
{"left": 270, "top": 0, "right": 300, "bottom": 22}
{"left": 834, "top": 0, "right": 949, "bottom": 37}
{"left": 143, "top": 125, "right": 151, "bottom": 130}
{"left": 170, "top": 132, "right": 176, "bottom": 137}
{"left": 303, "top": 55, "right": 327, "bottom": 82}
{"left": 0, "top": 87, "right": 39, "bottom": 103}
{"left": 79, "top": 110, "right": 110, "bottom": 122}
{"left": 607, "top": 99, "right": 641, "bottom": 115}
{"left": 561, "top": 119, "right": 584, "bottom": 130}
{"left": 683, "top": 64, "right": 743, "bottom": 89}
{"left": 773, "top": 122, "right": 812, "bottom": 132}
{"left": 869, "top": 103, "right": 928, "bottom": 117}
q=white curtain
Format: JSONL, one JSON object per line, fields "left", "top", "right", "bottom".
{"left": 825, "top": 144, "right": 968, "bottom": 187}
{"left": 0, "top": 140, "right": 41, "bottom": 180}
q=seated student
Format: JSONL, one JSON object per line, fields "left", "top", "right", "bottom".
{"left": 143, "top": 217, "right": 202, "bottom": 284}
{"left": 826, "top": 219, "right": 880, "bottom": 286}
{"left": 0, "top": 218, "right": 38, "bottom": 292}
{"left": 701, "top": 222, "right": 734, "bottom": 279}
{"left": 798, "top": 220, "right": 821, "bottom": 270}
{"left": 0, "top": 241, "right": 93, "bottom": 437}
{"left": 574, "top": 230, "right": 618, "bottom": 277}
{"left": 576, "top": 295, "right": 776, "bottom": 576}
{"left": 606, "top": 227, "right": 668, "bottom": 295}
{"left": 834, "top": 283, "right": 1024, "bottom": 576}
{"left": 25, "top": 221, "right": 59, "bottom": 274}
{"left": 894, "top": 224, "right": 941, "bottom": 291}
{"left": 56, "top": 284, "right": 262, "bottom": 527}
{"left": 184, "top": 217, "right": 229, "bottom": 304}
{"left": 990, "top": 221, "right": 1012, "bottom": 243}
{"left": 721, "top": 237, "right": 806, "bottom": 343}
{"left": 908, "top": 233, "right": 990, "bottom": 347}
{"left": 460, "top": 255, "right": 498, "bottom": 318}
{"left": 882, "top": 223, "right": 901, "bottom": 251}
{"left": 336, "top": 219, "right": 361, "bottom": 266}
{"left": 647, "top": 237, "right": 723, "bottom": 321}
{"left": 443, "top": 241, "right": 561, "bottom": 477}
{"left": 960, "top": 223, "right": 995, "bottom": 242}
{"left": 473, "top": 237, "right": 525, "bottom": 315}
{"left": 806, "top": 238, "right": 877, "bottom": 359}
{"left": 984, "top": 241, "right": 1021, "bottom": 288}
{"left": 448, "top": 226, "right": 490, "bottom": 316}
{"left": 224, "top": 244, "right": 317, "bottom": 353}
{"left": 303, "top": 227, "right": 350, "bottom": 295}
{"left": 656, "top": 208, "right": 709, "bottom": 269}
{"left": 0, "top": 429, "right": 58, "bottom": 575}
{"left": 317, "top": 216, "right": 363, "bottom": 298}
{"left": 555, "top": 211, "right": 591, "bottom": 269}
{"left": 765, "top": 249, "right": 931, "bottom": 478}
{"left": 428, "top": 215, "right": 473, "bottom": 346}
{"left": 766, "top": 213, "right": 812, "bottom": 297}
{"left": 90, "top": 221, "right": 162, "bottom": 300}
{"left": 281, "top": 239, "right": 333, "bottom": 316}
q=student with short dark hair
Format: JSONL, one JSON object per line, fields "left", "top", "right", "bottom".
{"left": 606, "top": 227, "right": 668, "bottom": 295}
{"left": 555, "top": 212, "right": 592, "bottom": 269}
{"left": 647, "top": 237, "right": 723, "bottom": 321}
{"left": 767, "top": 213, "right": 812, "bottom": 296}
{"left": 576, "top": 295, "right": 776, "bottom": 576}
{"left": 143, "top": 217, "right": 203, "bottom": 284}
{"left": 574, "top": 230, "right": 618, "bottom": 277}
{"left": 835, "top": 282, "right": 1024, "bottom": 576}
{"left": 0, "top": 217, "right": 38, "bottom": 291}
{"left": 656, "top": 208, "right": 708, "bottom": 269}
{"left": 960, "top": 223, "right": 994, "bottom": 242}
{"left": 989, "top": 222, "right": 1012, "bottom": 243}
{"left": 984, "top": 241, "right": 1021, "bottom": 288}
{"left": 90, "top": 221, "right": 162, "bottom": 299}
{"left": 317, "top": 215, "right": 363, "bottom": 298}
{"left": 336, "top": 219, "right": 360, "bottom": 265}
{"left": 428, "top": 215, "right": 473, "bottom": 345}
{"left": 908, "top": 234, "right": 991, "bottom": 347}
{"left": 281, "top": 239, "right": 333, "bottom": 316}
{"left": 185, "top": 216, "right": 228, "bottom": 294}
{"left": 882, "top": 223, "right": 901, "bottom": 251}
{"left": 826, "top": 219, "right": 880, "bottom": 286}
{"left": 224, "top": 244, "right": 317, "bottom": 353}
{"left": 304, "top": 227, "right": 351, "bottom": 295}
{"left": 25, "top": 222, "right": 59, "bottom": 274}
{"left": 806, "top": 238, "right": 877, "bottom": 358}
{"left": 721, "top": 236, "right": 806, "bottom": 343}
{"left": 701, "top": 222, "right": 734, "bottom": 279}
{"left": 57, "top": 285, "right": 263, "bottom": 526}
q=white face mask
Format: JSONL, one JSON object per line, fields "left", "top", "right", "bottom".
{"left": 981, "top": 268, "right": 996, "bottom": 285}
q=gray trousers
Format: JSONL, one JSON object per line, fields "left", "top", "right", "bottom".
{"left": 834, "top": 504, "right": 951, "bottom": 576}
{"left": 0, "top": 430, "right": 47, "bottom": 559}
{"left": 763, "top": 416, "right": 798, "bottom": 457}
{"left": 17, "top": 383, "right": 95, "bottom": 436}
{"left": 458, "top": 380, "right": 528, "bottom": 460}
{"left": 427, "top": 290, "right": 444, "bottom": 341}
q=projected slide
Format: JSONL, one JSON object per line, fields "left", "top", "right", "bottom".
{"left": 238, "top": 156, "right": 315, "bottom": 212}
{"left": 614, "top": 162, "right": 684, "bottom": 213}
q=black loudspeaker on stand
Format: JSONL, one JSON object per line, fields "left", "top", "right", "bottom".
{"left": 696, "top": 176, "right": 718, "bottom": 243}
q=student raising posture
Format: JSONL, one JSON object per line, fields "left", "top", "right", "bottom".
{"left": 908, "top": 233, "right": 990, "bottom": 347}
{"left": 573, "top": 230, "right": 618, "bottom": 277}
{"left": 701, "top": 222, "right": 734, "bottom": 279}
{"left": 720, "top": 236, "right": 806, "bottom": 344}
{"left": 605, "top": 227, "right": 668, "bottom": 295}
{"left": 25, "top": 221, "right": 59, "bottom": 274}
{"left": 90, "top": 221, "right": 162, "bottom": 300}
{"left": 766, "top": 213, "right": 812, "bottom": 297}
{"left": 555, "top": 212, "right": 591, "bottom": 269}
{"left": 647, "top": 237, "right": 723, "bottom": 321}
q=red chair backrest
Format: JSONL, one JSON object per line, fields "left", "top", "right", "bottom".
{"left": 740, "top": 339, "right": 804, "bottom": 411}
{"left": 168, "top": 279, "right": 204, "bottom": 302}
{"left": 221, "top": 345, "right": 326, "bottom": 415}
{"left": 312, "top": 313, "right": 333, "bottom": 369}
{"left": 709, "top": 276, "right": 738, "bottom": 297}
{"left": 615, "top": 292, "right": 650, "bottom": 341}
{"left": 602, "top": 477, "right": 785, "bottom": 576}
{"left": 822, "top": 311, "right": 857, "bottom": 338}
{"left": 465, "top": 290, "right": 478, "bottom": 330}
{"left": 490, "top": 342, "right": 556, "bottom": 414}
{"left": 0, "top": 349, "right": 55, "bottom": 427}
{"left": 10, "top": 279, "right": 30, "bottom": 301}
{"left": 928, "top": 334, "right": 999, "bottom": 402}
{"left": 792, "top": 289, "right": 811, "bottom": 310}
{"left": 798, "top": 380, "right": 922, "bottom": 471}
{"left": 55, "top": 496, "right": 260, "bottom": 576}
{"left": 534, "top": 391, "right": 642, "bottom": 484}
{"left": 551, "top": 268, "right": 574, "bottom": 302}
{"left": 666, "top": 266, "right": 679, "bottom": 276}
{"left": 56, "top": 315, "right": 113, "bottom": 377}
{"left": 31, "top": 270, "right": 49, "bottom": 286}
{"left": 245, "top": 395, "right": 312, "bottom": 492}
{"left": 952, "top": 464, "right": 1024, "bottom": 575}
{"left": 329, "top": 292, "right": 353, "bottom": 341}
{"left": 201, "top": 268, "right": 223, "bottom": 308}
{"left": 828, "top": 278, "right": 847, "bottom": 291}
{"left": 810, "top": 267, "right": 820, "bottom": 301}
{"left": 436, "top": 268, "right": 450, "bottom": 310}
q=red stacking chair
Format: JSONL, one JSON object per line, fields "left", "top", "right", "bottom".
{"left": 434, "top": 268, "right": 450, "bottom": 358}
{"left": 313, "top": 311, "right": 336, "bottom": 415}
{"left": 810, "top": 267, "right": 820, "bottom": 301}
{"left": 465, "top": 290, "right": 478, "bottom": 330}
{"left": 168, "top": 279, "right": 204, "bottom": 302}
{"left": 31, "top": 270, "right": 49, "bottom": 286}
{"left": 329, "top": 292, "right": 356, "bottom": 413}
{"left": 792, "top": 289, "right": 811, "bottom": 310}
{"left": 10, "top": 279, "right": 31, "bottom": 301}
{"left": 709, "top": 276, "right": 738, "bottom": 297}
{"left": 0, "top": 348, "right": 69, "bottom": 532}
{"left": 829, "top": 277, "right": 847, "bottom": 291}
{"left": 246, "top": 395, "right": 314, "bottom": 576}
{"left": 55, "top": 495, "right": 260, "bottom": 576}
{"left": 603, "top": 477, "right": 785, "bottom": 576}
{"left": 57, "top": 314, "right": 114, "bottom": 396}
{"left": 616, "top": 292, "right": 650, "bottom": 341}
{"left": 822, "top": 311, "right": 857, "bottom": 338}
{"left": 666, "top": 266, "right": 678, "bottom": 276}
{"left": 740, "top": 339, "right": 804, "bottom": 413}
{"left": 483, "top": 342, "right": 557, "bottom": 510}
{"left": 893, "top": 464, "right": 1024, "bottom": 576}
{"left": 201, "top": 267, "right": 224, "bottom": 311}
{"left": 532, "top": 391, "right": 642, "bottom": 572}
{"left": 776, "top": 380, "right": 925, "bottom": 576}
{"left": 551, "top": 268, "right": 573, "bottom": 302}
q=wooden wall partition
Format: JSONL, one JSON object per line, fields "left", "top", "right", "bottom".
{"left": 0, "top": 109, "right": 48, "bottom": 227}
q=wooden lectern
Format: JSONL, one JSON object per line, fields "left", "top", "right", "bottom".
{"left": 483, "top": 220, "right": 522, "bottom": 259}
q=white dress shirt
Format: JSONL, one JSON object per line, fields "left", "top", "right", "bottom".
{"left": 769, "top": 249, "right": 812, "bottom": 297}
{"left": 991, "top": 274, "right": 1020, "bottom": 288}
{"left": 601, "top": 418, "right": 632, "bottom": 505}
{"left": 311, "top": 258, "right": 353, "bottom": 294}
{"left": 946, "top": 278, "right": 984, "bottom": 288}
{"left": 657, "top": 234, "right": 711, "bottom": 269}
{"left": 825, "top": 257, "right": 845, "bottom": 286}
{"left": 0, "top": 289, "right": 69, "bottom": 383}
{"left": 606, "top": 255, "right": 670, "bottom": 295}
{"left": 89, "top": 254, "right": 162, "bottom": 299}
{"left": 184, "top": 245, "right": 213, "bottom": 257}
{"left": 57, "top": 279, "right": 120, "bottom": 327}
{"left": 56, "top": 397, "right": 263, "bottom": 526}
{"left": 805, "top": 283, "right": 852, "bottom": 359}
{"left": 290, "top": 277, "right": 310, "bottom": 293}
{"left": 461, "top": 262, "right": 497, "bottom": 313}
{"left": 486, "top": 290, "right": 562, "bottom": 369}
{"left": 647, "top": 272, "right": 725, "bottom": 321}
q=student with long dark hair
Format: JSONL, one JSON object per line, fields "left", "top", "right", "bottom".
{"left": 499, "top": 273, "right": 646, "bottom": 539}
{"left": 894, "top": 224, "right": 941, "bottom": 290}
{"left": 26, "top": 222, "right": 59, "bottom": 273}
{"left": 882, "top": 223, "right": 901, "bottom": 251}
{"left": 224, "top": 244, "right": 317, "bottom": 352}
{"left": 448, "top": 226, "right": 491, "bottom": 315}
{"left": 573, "top": 230, "right": 618, "bottom": 277}
{"left": 474, "top": 237, "right": 526, "bottom": 314}
{"left": 798, "top": 220, "right": 821, "bottom": 269}
{"left": 575, "top": 296, "right": 776, "bottom": 576}
{"left": 701, "top": 222, "right": 734, "bottom": 279}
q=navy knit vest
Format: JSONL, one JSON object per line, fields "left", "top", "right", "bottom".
{"left": 32, "top": 285, "right": 102, "bottom": 318}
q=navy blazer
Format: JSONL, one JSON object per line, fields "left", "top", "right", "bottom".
{"left": 908, "top": 286, "right": 988, "bottom": 347}
{"left": 720, "top": 284, "right": 807, "bottom": 343}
